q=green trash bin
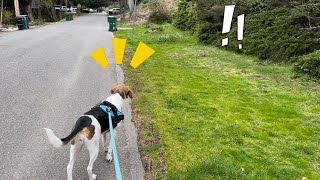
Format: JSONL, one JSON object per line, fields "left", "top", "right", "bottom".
{"left": 66, "top": 12, "right": 73, "bottom": 21}
{"left": 108, "top": 16, "right": 117, "bottom": 32}
{"left": 21, "top": 15, "right": 29, "bottom": 29}
{"left": 21, "top": 16, "right": 27, "bottom": 29}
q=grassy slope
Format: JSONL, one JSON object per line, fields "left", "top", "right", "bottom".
{"left": 115, "top": 24, "right": 320, "bottom": 179}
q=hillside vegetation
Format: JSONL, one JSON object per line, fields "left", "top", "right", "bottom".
{"left": 169, "top": 0, "right": 320, "bottom": 79}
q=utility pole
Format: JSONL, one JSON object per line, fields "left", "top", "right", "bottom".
{"left": 14, "top": 0, "right": 20, "bottom": 17}
{"left": 1, "top": 0, "right": 3, "bottom": 28}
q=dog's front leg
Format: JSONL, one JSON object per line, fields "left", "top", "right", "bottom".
{"left": 101, "top": 131, "right": 107, "bottom": 152}
{"left": 106, "top": 129, "right": 116, "bottom": 161}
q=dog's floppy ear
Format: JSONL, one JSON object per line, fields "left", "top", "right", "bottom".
{"left": 110, "top": 84, "right": 123, "bottom": 94}
{"left": 110, "top": 87, "right": 115, "bottom": 94}
{"left": 110, "top": 84, "right": 134, "bottom": 99}
{"left": 126, "top": 87, "right": 134, "bottom": 99}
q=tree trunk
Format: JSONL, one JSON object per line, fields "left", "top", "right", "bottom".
{"left": 27, "top": 5, "right": 34, "bottom": 21}
{"left": 38, "top": 0, "right": 42, "bottom": 19}
{"left": 128, "top": 0, "right": 134, "bottom": 16}
{"left": 1, "top": 0, "right": 3, "bottom": 27}
{"left": 50, "top": 6, "right": 58, "bottom": 22}
{"left": 14, "top": 0, "right": 20, "bottom": 17}
{"left": 59, "top": 0, "right": 62, "bottom": 20}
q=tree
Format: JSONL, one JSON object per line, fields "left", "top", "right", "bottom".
{"left": 293, "top": 0, "right": 320, "bottom": 29}
{"left": 1, "top": 0, "right": 3, "bottom": 27}
{"left": 40, "top": 0, "right": 58, "bottom": 21}
{"left": 89, "top": 0, "right": 108, "bottom": 9}
{"left": 72, "top": 0, "right": 90, "bottom": 7}
{"left": 3, "top": 0, "right": 32, "bottom": 8}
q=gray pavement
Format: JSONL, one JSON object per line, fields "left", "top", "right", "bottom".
{"left": 0, "top": 14, "right": 144, "bottom": 180}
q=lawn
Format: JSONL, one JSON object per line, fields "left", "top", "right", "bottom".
{"left": 115, "top": 23, "right": 320, "bottom": 179}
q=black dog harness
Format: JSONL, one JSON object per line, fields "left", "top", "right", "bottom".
{"left": 99, "top": 101, "right": 124, "bottom": 124}
{"left": 83, "top": 100, "right": 124, "bottom": 133}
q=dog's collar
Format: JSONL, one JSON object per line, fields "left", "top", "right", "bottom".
{"left": 114, "top": 89, "right": 125, "bottom": 99}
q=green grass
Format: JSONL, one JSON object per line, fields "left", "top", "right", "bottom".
{"left": 115, "top": 23, "right": 320, "bottom": 179}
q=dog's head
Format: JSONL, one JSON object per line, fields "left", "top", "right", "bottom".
{"left": 110, "top": 84, "right": 134, "bottom": 99}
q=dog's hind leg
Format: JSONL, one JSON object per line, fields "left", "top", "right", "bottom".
{"left": 86, "top": 140, "right": 99, "bottom": 180}
{"left": 106, "top": 129, "right": 116, "bottom": 162}
{"left": 67, "top": 142, "right": 83, "bottom": 180}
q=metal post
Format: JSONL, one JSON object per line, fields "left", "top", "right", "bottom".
{"left": 131, "top": 0, "right": 136, "bottom": 40}
{"left": 0, "top": 0, "right": 3, "bottom": 28}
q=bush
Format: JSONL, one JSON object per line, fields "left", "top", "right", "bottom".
{"left": 173, "top": 1, "right": 320, "bottom": 78}
{"left": 295, "top": 50, "right": 320, "bottom": 78}
{"left": 173, "top": 0, "right": 198, "bottom": 32}
{"left": 238, "top": 7, "right": 320, "bottom": 61}
{"left": 149, "top": 11, "right": 172, "bottom": 24}
{"left": 197, "top": 7, "right": 320, "bottom": 62}
{"left": 2, "top": 9, "right": 15, "bottom": 25}
{"left": 148, "top": 0, "right": 172, "bottom": 24}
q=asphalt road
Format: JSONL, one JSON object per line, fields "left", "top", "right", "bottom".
{"left": 0, "top": 14, "right": 144, "bottom": 180}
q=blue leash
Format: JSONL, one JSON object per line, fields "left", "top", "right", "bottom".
{"left": 100, "top": 105, "right": 123, "bottom": 180}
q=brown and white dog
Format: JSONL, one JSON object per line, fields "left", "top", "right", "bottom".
{"left": 44, "top": 84, "right": 133, "bottom": 180}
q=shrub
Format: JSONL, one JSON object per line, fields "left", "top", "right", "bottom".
{"left": 197, "top": 7, "right": 320, "bottom": 62}
{"left": 197, "top": 21, "right": 221, "bottom": 45}
{"left": 295, "top": 50, "right": 320, "bottom": 78}
{"left": 173, "top": 0, "right": 198, "bottom": 32}
{"left": 149, "top": 11, "right": 172, "bottom": 24}
{"left": 148, "top": 0, "right": 172, "bottom": 24}
{"left": 173, "top": 1, "right": 320, "bottom": 78}
{"left": 2, "top": 9, "right": 15, "bottom": 25}
{"left": 237, "top": 7, "right": 320, "bottom": 61}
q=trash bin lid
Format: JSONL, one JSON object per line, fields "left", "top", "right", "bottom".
{"left": 108, "top": 16, "right": 117, "bottom": 19}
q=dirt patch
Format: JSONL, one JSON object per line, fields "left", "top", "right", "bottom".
{"left": 131, "top": 102, "right": 167, "bottom": 179}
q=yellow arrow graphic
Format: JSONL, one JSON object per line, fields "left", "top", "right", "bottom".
{"left": 130, "top": 42, "right": 155, "bottom": 69}
{"left": 112, "top": 38, "right": 127, "bottom": 65}
{"left": 90, "top": 47, "right": 108, "bottom": 68}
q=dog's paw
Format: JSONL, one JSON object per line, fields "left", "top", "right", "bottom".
{"left": 106, "top": 152, "right": 113, "bottom": 162}
{"left": 89, "top": 174, "right": 97, "bottom": 180}
{"left": 103, "top": 146, "right": 108, "bottom": 153}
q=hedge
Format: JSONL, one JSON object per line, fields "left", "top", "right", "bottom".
{"left": 173, "top": 0, "right": 320, "bottom": 78}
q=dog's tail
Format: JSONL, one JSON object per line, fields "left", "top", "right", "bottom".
{"left": 44, "top": 128, "right": 64, "bottom": 148}
{"left": 44, "top": 116, "right": 93, "bottom": 148}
